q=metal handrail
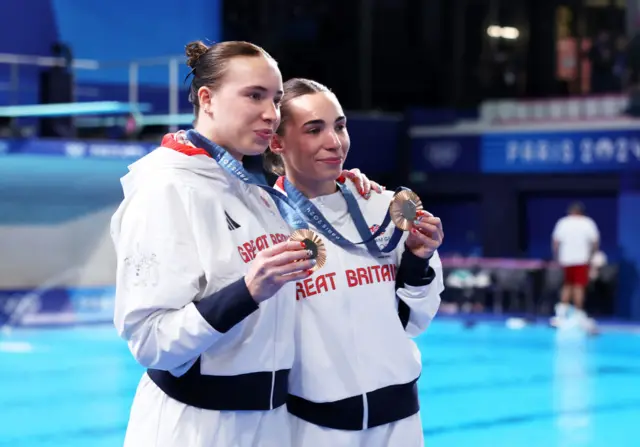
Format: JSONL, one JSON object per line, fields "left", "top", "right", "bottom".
{"left": 0, "top": 53, "right": 99, "bottom": 70}
{"left": 0, "top": 52, "right": 182, "bottom": 130}
{"left": 0, "top": 53, "right": 184, "bottom": 69}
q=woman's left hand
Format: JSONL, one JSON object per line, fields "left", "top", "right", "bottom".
{"left": 338, "top": 168, "right": 385, "bottom": 199}
{"left": 405, "top": 210, "right": 444, "bottom": 259}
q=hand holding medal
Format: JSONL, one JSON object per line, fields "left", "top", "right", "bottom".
{"left": 180, "top": 132, "right": 327, "bottom": 296}
{"left": 289, "top": 229, "right": 327, "bottom": 273}
{"left": 389, "top": 190, "right": 444, "bottom": 259}
{"left": 244, "top": 240, "right": 319, "bottom": 304}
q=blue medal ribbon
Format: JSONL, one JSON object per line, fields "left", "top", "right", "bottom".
{"left": 185, "top": 130, "right": 308, "bottom": 231}
{"left": 282, "top": 178, "right": 405, "bottom": 256}
{"left": 186, "top": 130, "right": 405, "bottom": 255}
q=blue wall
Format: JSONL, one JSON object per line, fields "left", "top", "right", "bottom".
{"left": 617, "top": 174, "right": 640, "bottom": 320}
{"left": 50, "top": 0, "right": 221, "bottom": 84}
{"left": 0, "top": 1, "right": 59, "bottom": 106}
{"left": 343, "top": 115, "right": 400, "bottom": 175}
{"left": 0, "top": 1, "right": 59, "bottom": 56}
{"left": 426, "top": 200, "right": 482, "bottom": 257}
{"left": 0, "top": 0, "right": 220, "bottom": 95}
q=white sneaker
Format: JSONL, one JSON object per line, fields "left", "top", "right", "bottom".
{"left": 555, "top": 302, "right": 571, "bottom": 318}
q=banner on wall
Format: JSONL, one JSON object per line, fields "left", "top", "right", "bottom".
{"left": 410, "top": 135, "right": 480, "bottom": 173}
{"left": 481, "top": 128, "right": 640, "bottom": 173}
{"left": 0, "top": 139, "right": 156, "bottom": 159}
{"left": 0, "top": 287, "right": 115, "bottom": 327}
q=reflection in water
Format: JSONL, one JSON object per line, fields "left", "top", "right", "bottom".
{"left": 553, "top": 325, "right": 593, "bottom": 446}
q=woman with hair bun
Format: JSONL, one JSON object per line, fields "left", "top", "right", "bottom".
{"left": 111, "top": 41, "right": 381, "bottom": 447}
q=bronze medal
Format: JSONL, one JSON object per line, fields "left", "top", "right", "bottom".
{"left": 389, "top": 190, "right": 423, "bottom": 231}
{"left": 289, "top": 229, "right": 327, "bottom": 272}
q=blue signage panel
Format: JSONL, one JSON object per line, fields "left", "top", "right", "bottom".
{"left": 411, "top": 135, "right": 480, "bottom": 173}
{"left": 0, "top": 287, "right": 115, "bottom": 327}
{"left": 482, "top": 129, "right": 640, "bottom": 173}
{"left": 0, "top": 138, "right": 156, "bottom": 159}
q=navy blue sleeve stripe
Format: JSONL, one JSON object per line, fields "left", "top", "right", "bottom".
{"left": 397, "top": 300, "right": 411, "bottom": 329}
{"left": 195, "top": 277, "right": 259, "bottom": 333}
{"left": 396, "top": 248, "right": 436, "bottom": 329}
{"left": 397, "top": 248, "right": 436, "bottom": 287}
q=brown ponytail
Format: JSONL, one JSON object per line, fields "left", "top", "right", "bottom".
{"left": 262, "top": 148, "right": 286, "bottom": 176}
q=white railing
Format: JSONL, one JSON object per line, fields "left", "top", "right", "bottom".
{"left": 0, "top": 52, "right": 183, "bottom": 131}
{"left": 478, "top": 95, "right": 629, "bottom": 124}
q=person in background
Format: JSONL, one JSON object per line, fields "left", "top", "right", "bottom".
{"left": 551, "top": 202, "right": 599, "bottom": 325}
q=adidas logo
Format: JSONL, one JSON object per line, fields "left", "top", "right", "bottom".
{"left": 225, "top": 211, "right": 241, "bottom": 231}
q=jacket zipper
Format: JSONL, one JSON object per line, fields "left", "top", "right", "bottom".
{"left": 361, "top": 393, "right": 369, "bottom": 430}
{"left": 269, "top": 297, "right": 278, "bottom": 410}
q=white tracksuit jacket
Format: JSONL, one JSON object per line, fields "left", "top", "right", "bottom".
{"left": 110, "top": 135, "right": 296, "bottom": 447}
{"left": 273, "top": 177, "right": 444, "bottom": 446}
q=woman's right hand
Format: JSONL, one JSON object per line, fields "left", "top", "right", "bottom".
{"left": 244, "top": 240, "right": 316, "bottom": 303}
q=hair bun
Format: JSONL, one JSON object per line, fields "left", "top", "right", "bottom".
{"left": 185, "top": 41, "right": 209, "bottom": 69}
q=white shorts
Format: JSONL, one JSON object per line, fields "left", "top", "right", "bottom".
{"left": 123, "top": 373, "right": 291, "bottom": 447}
{"left": 289, "top": 412, "right": 423, "bottom": 447}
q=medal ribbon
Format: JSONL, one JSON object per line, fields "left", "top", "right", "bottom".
{"left": 187, "top": 130, "right": 406, "bottom": 255}
{"left": 186, "top": 130, "right": 308, "bottom": 231}
{"left": 282, "top": 177, "right": 405, "bottom": 256}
